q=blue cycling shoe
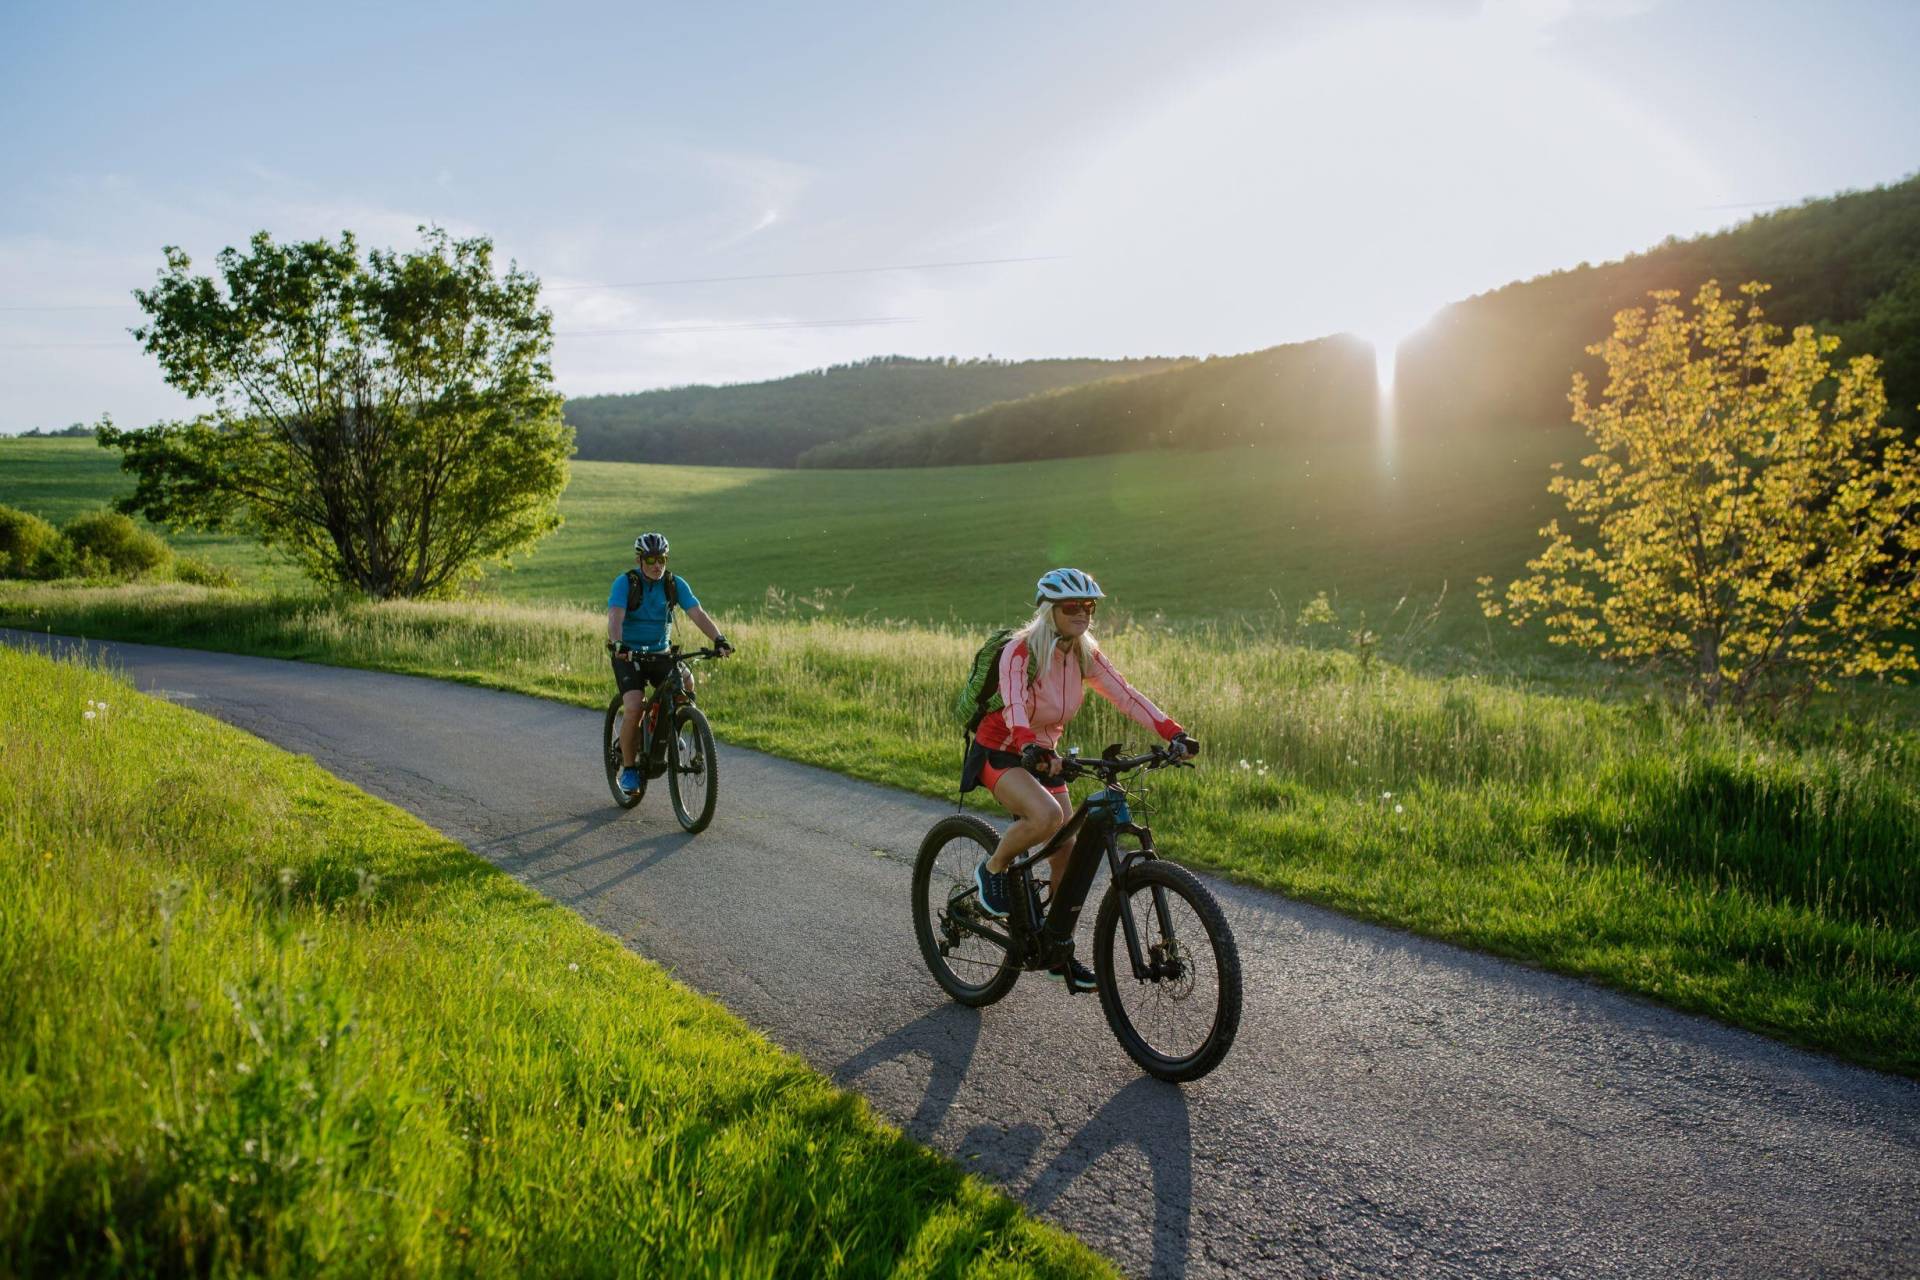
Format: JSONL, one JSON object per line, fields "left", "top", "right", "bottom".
{"left": 618, "top": 765, "right": 642, "bottom": 794}
{"left": 973, "top": 858, "right": 1011, "bottom": 917}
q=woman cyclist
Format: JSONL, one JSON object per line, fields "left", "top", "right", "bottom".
{"left": 967, "top": 567, "right": 1200, "bottom": 992}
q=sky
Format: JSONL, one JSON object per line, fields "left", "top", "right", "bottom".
{"left": 2, "top": 0, "right": 1917, "bottom": 433}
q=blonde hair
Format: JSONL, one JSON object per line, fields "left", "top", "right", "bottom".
{"left": 1019, "top": 601, "right": 1099, "bottom": 684}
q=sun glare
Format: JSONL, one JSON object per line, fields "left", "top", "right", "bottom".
{"left": 1362, "top": 311, "right": 1432, "bottom": 397}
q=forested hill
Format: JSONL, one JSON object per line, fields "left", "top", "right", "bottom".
{"left": 796, "top": 337, "right": 1375, "bottom": 468}
{"left": 798, "top": 175, "right": 1920, "bottom": 469}
{"left": 563, "top": 355, "right": 1185, "bottom": 467}
{"left": 1395, "top": 173, "right": 1920, "bottom": 435}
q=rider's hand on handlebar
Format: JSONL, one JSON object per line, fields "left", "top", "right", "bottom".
{"left": 713, "top": 633, "right": 734, "bottom": 658}
{"left": 1169, "top": 732, "right": 1201, "bottom": 761}
{"left": 1021, "top": 742, "right": 1063, "bottom": 777}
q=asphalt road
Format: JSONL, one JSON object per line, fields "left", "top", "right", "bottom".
{"left": 8, "top": 630, "right": 1918, "bottom": 1279}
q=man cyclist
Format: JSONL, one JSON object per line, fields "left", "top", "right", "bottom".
{"left": 607, "top": 532, "right": 731, "bottom": 795}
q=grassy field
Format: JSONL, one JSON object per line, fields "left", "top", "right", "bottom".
{"left": 0, "top": 429, "right": 1580, "bottom": 658}
{"left": 5, "top": 583, "right": 1914, "bottom": 1077}
{"left": 0, "top": 643, "right": 1112, "bottom": 1277}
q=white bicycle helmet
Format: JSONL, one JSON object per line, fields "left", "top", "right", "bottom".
{"left": 633, "top": 532, "right": 669, "bottom": 556}
{"left": 1034, "top": 567, "right": 1105, "bottom": 605}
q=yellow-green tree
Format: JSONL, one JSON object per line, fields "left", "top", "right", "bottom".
{"left": 1480, "top": 280, "right": 1920, "bottom": 708}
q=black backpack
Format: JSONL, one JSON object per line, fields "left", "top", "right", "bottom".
{"left": 623, "top": 568, "right": 680, "bottom": 619}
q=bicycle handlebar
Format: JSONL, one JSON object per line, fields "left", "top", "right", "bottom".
{"left": 612, "top": 645, "right": 727, "bottom": 662}
{"left": 1050, "top": 743, "right": 1192, "bottom": 783}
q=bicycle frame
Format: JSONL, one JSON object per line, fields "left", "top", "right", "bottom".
{"left": 970, "top": 753, "right": 1185, "bottom": 983}
{"left": 617, "top": 647, "right": 717, "bottom": 761}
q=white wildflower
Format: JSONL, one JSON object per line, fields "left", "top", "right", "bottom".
{"left": 83, "top": 710, "right": 96, "bottom": 721}
{"left": 568, "top": 962, "right": 580, "bottom": 972}
{"left": 1395, "top": 804, "right": 1405, "bottom": 814}
{"left": 1380, "top": 791, "right": 1392, "bottom": 800}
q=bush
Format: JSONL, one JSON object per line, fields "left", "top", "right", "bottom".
{"left": 171, "top": 555, "right": 240, "bottom": 589}
{"left": 0, "top": 504, "right": 67, "bottom": 579}
{"left": 62, "top": 510, "right": 172, "bottom": 580}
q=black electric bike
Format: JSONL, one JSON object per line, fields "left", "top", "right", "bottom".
{"left": 911, "top": 743, "right": 1242, "bottom": 1082}
{"left": 602, "top": 646, "right": 723, "bottom": 832}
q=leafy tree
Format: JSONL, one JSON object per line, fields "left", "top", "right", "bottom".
{"left": 101, "top": 228, "right": 571, "bottom": 599}
{"left": 1480, "top": 281, "right": 1920, "bottom": 708}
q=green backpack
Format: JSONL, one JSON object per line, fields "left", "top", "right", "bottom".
{"left": 953, "top": 627, "right": 1020, "bottom": 733}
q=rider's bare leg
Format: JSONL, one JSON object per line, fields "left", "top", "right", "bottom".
{"left": 620, "top": 688, "right": 646, "bottom": 766}
{"left": 986, "top": 768, "right": 1067, "bottom": 872}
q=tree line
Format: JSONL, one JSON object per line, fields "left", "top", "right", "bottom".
{"left": 797, "top": 337, "right": 1377, "bottom": 467}
{"left": 1397, "top": 172, "right": 1920, "bottom": 436}
{"left": 564, "top": 355, "right": 1185, "bottom": 468}
{"left": 805, "top": 174, "right": 1920, "bottom": 470}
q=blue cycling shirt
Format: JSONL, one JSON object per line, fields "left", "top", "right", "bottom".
{"left": 608, "top": 571, "right": 701, "bottom": 653}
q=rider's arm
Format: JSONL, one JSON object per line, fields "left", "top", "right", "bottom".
{"left": 606, "top": 606, "right": 625, "bottom": 650}
{"left": 684, "top": 605, "right": 722, "bottom": 644}
{"left": 996, "top": 638, "right": 1038, "bottom": 748}
{"left": 1086, "top": 649, "right": 1183, "bottom": 741}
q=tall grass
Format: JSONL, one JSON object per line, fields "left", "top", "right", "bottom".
{"left": 4, "top": 582, "right": 1915, "bottom": 1073}
{"left": 0, "top": 644, "right": 1113, "bottom": 1277}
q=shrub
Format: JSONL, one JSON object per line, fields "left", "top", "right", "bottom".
{"left": 62, "top": 510, "right": 172, "bottom": 580}
{"left": 0, "top": 504, "right": 67, "bottom": 579}
{"left": 171, "top": 555, "right": 240, "bottom": 589}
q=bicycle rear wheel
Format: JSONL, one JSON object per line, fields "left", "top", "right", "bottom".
{"left": 1092, "top": 859, "right": 1242, "bottom": 1082}
{"left": 603, "top": 695, "right": 644, "bottom": 809}
{"left": 912, "top": 815, "right": 1020, "bottom": 1007}
{"left": 667, "top": 705, "right": 718, "bottom": 833}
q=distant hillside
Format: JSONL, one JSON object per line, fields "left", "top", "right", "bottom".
{"left": 1397, "top": 173, "right": 1920, "bottom": 434}
{"left": 799, "top": 175, "right": 1920, "bottom": 469}
{"left": 563, "top": 354, "right": 1186, "bottom": 467}
{"left": 797, "top": 336, "right": 1376, "bottom": 468}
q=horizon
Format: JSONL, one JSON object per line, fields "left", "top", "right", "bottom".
{"left": 4, "top": 0, "right": 1918, "bottom": 433}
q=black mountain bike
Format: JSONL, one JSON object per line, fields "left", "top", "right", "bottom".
{"left": 912, "top": 743, "right": 1243, "bottom": 1082}
{"left": 602, "top": 646, "right": 722, "bottom": 832}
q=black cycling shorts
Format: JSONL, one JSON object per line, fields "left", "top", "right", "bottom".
{"left": 960, "top": 739, "right": 1026, "bottom": 795}
{"left": 611, "top": 651, "right": 675, "bottom": 697}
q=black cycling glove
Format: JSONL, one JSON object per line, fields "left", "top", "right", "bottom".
{"left": 1170, "top": 732, "right": 1202, "bottom": 759}
{"left": 713, "top": 634, "right": 734, "bottom": 656}
{"left": 1020, "top": 742, "right": 1058, "bottom": 773}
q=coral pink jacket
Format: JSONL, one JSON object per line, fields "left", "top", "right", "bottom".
{"left": 976, "top": 636, "right": 1181, "bottom": 752}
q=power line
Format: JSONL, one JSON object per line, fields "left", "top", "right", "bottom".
{"left": 544, "top": 254, "right": 1064, "bottom": 293}
{"left": 0, "top": 315, "right": 921, "bottom": 350}
{"left": 0, "top": 254, "right": 1062, "bottom": 313}
{"left": 555, "top": 316, "right": 917, "bottom": 337}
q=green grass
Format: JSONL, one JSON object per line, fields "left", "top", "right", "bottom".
{"left": 0, "top": 428, "right": 1581, "bottom": 657}
{"left": 5, "top": 584, "right": 1915, "bottom": 1076}
{"left": 0, "top": 643, "right": 1114, "bottom": 1278}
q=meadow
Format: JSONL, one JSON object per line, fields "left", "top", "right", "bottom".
{"left": 0, "top": 429, "right": 1580, "bottom": 659}
{"left": 4, "top": 583, "right": 1914, "bottom": 1076}
{"left": 0, "top": 643, "right": 1111, "bottom": 1277}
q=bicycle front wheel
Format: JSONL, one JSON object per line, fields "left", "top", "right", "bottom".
{"left": 1093, "top": 859, "right": 1242, "bottom": 1082}
{"left": 911, "top": 815, "right": 1020, "bottom": 1007}
{"left": 667, "top": 705, "right": 718, "bottom": 833}
{"left": 604, "top": 695, "right": 643, "bottom": 810}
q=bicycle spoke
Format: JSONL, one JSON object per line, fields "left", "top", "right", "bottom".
{"left": 1108, "top": 882, "right": 1219, "bottom": 1064}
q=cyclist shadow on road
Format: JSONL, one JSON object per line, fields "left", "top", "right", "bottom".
{"left": 833, "top": 1004, "right": 983, "bottom": 1143}
{"left": 1020, "top": 1077, "right": 1192, "bottom": 1280}
{"left": 835, "top": 1009, "right": 1193, "bottom": 1279}
{"left": 486, "top": 810, "right": 690, "bottom": 903}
